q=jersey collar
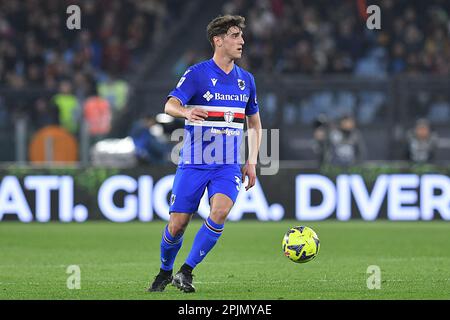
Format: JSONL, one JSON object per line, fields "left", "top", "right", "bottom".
{"left": 210, "top": 58, "right": 236, "bottom": 76}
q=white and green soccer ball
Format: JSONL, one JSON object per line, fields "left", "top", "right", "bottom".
{"left": 282, "top": 226, "right": 320, "bottom": 263}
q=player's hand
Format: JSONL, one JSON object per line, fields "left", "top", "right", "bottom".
{"left": 185, "top": 107, "right": 208, "bottom": 123}
{"left": 241, "top": 162, "right": 256, "bottom": 191}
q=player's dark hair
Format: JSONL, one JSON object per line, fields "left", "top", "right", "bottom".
{"left": 206, "top": 15, "right": 246, "bottom": 49}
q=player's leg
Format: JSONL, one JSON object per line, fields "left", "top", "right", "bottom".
{"left": 149, "top": 212, "right": 191, "bottom": 292}
{"left": 160, "top": 213, "right": 192, "bottom": 271}
{"left": 148, "top": 168, "right": 209, "bottom": 292}
{"left": 174, "top": 166, "right": 241, "bottom": 293}
{"left": 185, "top": 193, "right": 232, "bottom": 267}
{"left": 173, "top": 193, "right": 234, "bottom": 293}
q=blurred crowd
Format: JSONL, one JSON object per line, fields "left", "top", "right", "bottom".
{"left": 0, "top": 0, "right": 185, "bottom": 137}
{"left": 0, "top": 0, "right": 448, "bottom": 164}
{"left": 311, "top": 114, "right": 439, "bottom": 166}
{"left": 219, "top": 0, "right": 450, "bottom": 76}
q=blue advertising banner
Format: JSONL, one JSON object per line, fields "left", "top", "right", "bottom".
{"left": 0, "top": 166, "right": 449, "bottom": 222}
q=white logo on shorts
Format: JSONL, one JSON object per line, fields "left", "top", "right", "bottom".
{"left": 234, "top": 176, "right": 241, "bottom": 191}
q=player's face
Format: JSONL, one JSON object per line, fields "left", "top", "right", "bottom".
{"left": 221, "top": 26, "right": 244, "bottom": 60}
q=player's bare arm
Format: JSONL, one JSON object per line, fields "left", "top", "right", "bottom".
{"left": 242, "top": 112, "right": 262, "bottom": 191}
{"left": 164, "top": 97, "right": 208, "bottom": 122}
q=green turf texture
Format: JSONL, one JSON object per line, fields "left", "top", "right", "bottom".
{"left": 0, "top": 221, "right": 449, "bottom": 300}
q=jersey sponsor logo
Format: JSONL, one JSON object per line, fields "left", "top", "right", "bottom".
{"left": 210, "top": 128, "right": 241, "bottom": 136}
{"left": 203, "top": 91, "right": 214, "bottom": 101}
{"left": 237, "top": 79, "right": 245, "bottom": 90}
{"left": 202, "top": 92, "right": 249, "bottom": 103}
{"left": 214, "top": 93, "right": 249, "bottom": 102}
{"left": 211, "top": 78, "right": 217, "bottom": 86}
{"left": 170, "top": 194, "right": 176, "bottom": 205}
{"left": 187, "top": 119, "right": 244, "bottom": 129}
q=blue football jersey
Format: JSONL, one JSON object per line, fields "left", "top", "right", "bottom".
{"left": 168, "top": 58, "right": 259, "bottom": 168}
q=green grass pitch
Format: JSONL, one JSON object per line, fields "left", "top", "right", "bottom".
{"left": 0, "top": 221, "right": 449, "bottom": 300}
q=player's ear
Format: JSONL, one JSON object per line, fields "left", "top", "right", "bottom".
{"left": 213, "top": 35, "right": 223, "bottom": 48}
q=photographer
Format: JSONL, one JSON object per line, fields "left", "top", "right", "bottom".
{"left": 327, "top": 115, "right": 367, "bottom": 166}
{"left": 405, "top": 119, "right": 439, "bottom": 164}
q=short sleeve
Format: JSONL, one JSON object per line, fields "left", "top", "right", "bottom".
{"left": 245, "top": 73, "right": 259, "bottom": 116}
{"left": 167, "top": 68, "right": 197, "bottom": 106}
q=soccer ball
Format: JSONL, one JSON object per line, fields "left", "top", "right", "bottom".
{"left": 282, "top": 226, "right": 320, "bottom": 263}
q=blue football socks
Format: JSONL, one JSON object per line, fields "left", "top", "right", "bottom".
{"left": 160, "top": 225, "right": 183, "bottom": 271}
{"left": 185, "top": 217, "right": 224, "bottom": 269}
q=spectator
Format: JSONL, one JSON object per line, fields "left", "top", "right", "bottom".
{"left": 129, "top": 115, "right": 170, "bottom": 164}
{"left": 102, "top": 35, "right": 130, "bottom": 75}
{"left": 52, "top": 80, "right": 80, "bottom": 134}
{"left": 327, "top": 115, "right": 367, "bottom": 166}
{"left": 172, "top": 49, "right": 199, "bottom": 78}
{"left": 312, "top": 113, "right": 331, "bottom": 166}
{"left": 83, "top": 87, "right": 112, "bottom": 141}
{"left": 0, "top": 0, "right": 187, "bottom": 90}
{"left": 218, "top": 0, "right": 450, "bottom": 76}
{"left": 97, "top": 72, "right": 129, "bottom": 112}
{"left": 30, "top": 97, "right": 59, "bottom": 131}
{"left": 405, "top": 119, "right": 439, "bottom": 163}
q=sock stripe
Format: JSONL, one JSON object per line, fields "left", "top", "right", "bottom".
{"left": 163, "top": 231, "right": 182, "bottom": 245}
{"left": 204, "top": 219, "right": 224, "bottom": 234}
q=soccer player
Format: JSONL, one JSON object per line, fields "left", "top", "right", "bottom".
{"left": 148, "top": 15, "right": 262, "bottom": 293}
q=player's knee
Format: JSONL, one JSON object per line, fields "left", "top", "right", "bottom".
{"left": 210, "top": 208, "right": 230, "bottom": 224}
{"left": 168, "top": 220, "right": 188, "bottom": 237}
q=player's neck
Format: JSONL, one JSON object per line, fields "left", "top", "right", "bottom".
{"left": 212, "top": 54, "right": 235, "bottom": 74}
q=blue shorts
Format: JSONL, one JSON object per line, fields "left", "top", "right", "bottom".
{"left": 169, "top": 165, "right": 242, "bottom": 214}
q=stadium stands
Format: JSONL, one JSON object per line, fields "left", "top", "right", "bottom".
{"left": 0, "top": 0, "right": 449, "bottom": 163}
{"left": 0, "top": 0, "right": 188, "bottom": 161}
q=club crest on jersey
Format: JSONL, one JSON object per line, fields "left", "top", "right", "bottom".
{"left": 237, "top": 79, "right": 245, "bottom": 90}
{"left": 224, "top": 111, "right": 235, "bottom": 123}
